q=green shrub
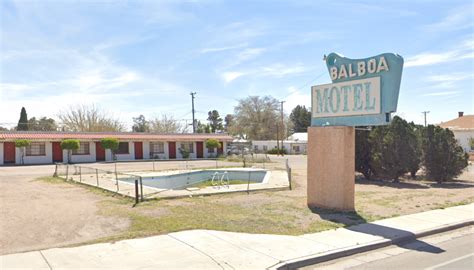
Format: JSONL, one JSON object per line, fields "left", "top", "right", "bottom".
{"left": 205, "top": 139, "right": 220, "bottom": 149}
{"left": 355, "top": 129, "right": 374, "bottom": 180}
{"left": 101, "top": 138, "right": 119, "bottom": 161}
{"left": 422, "top": 125, "right": 468, "bottom": 183}
{"left": 14, "top": 139, "right": 31, "bottom": 148}
{"left": 369, "top": 116, "right": 419, "bottom": 182}
{"left": 267, "top": 148, "right": 287, "bottom": 155}
{"left": 14, "top": 139, "right": 31, "bottom": 165}
{"left": 179, "top": 148, "right": 190, "bottom": 159}
{"left": 61, "top": 139, "right": 80, "bottom": 164}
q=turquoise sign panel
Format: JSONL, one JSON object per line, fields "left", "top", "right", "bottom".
{"left": 311, "top": 52, "right": 404, "bottom": 126}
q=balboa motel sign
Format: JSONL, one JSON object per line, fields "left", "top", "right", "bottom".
{"left": 307, "top": 53, "right": 404, "bottom": 211}
{"left": 311, "top": 53, "right": 404, "bottom": 126}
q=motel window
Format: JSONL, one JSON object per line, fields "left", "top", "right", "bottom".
{"left": 293, "top": 145, "right": 300, "bottom": 152}
{"left": 208, "top": 146, "right": 215, "bottom": 153}
{"left": 26, "top": 142, "right": 46, "bottom": 156}
{"left": 116, "top": 142, "right": 129, "bottom": 154}
{"left": 180, "top": 143, "right": 194, "bottom": 153}
{"left": 72, "top": 142, "right": 90, "bottom": 155}
{"left": 263, "top": 145, "right": 268, "bottom": 151}
{"left": 150, "top": 142, "right": 165, "bottom": 156}
{"left": 254, "top": 145, "right": 259, "bottom": 151}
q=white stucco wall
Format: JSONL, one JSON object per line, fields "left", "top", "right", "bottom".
{"left": 453, "top": 130, "right": 474, "bottom": 152}
{"left": 143, "top": 142, "right": 150, "bottom": 159}
{"left": 115, "top": 141, "right": 135, "bottom": 161}
{"left": 176, "top": 141, "right": 196, "bottom": 159}
{"left": 69, "top": 142, "right": 97, "bottom": 163}
{"left": 18, "top": 142, "right": 53, "bottom": 165}
{"left": 252, "top": 140, "right": 307, "bottom": 154}
{"left": 0, "top": 143, "right": 3, "bottom": 165}
{"left": 145, "top": 141, "right": 169, "bottom": 160}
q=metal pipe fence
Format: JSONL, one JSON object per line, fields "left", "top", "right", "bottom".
{"left": 52, "top": 156, "right": 291, "bottom": 204}
{"left": 54, "top": 163, "right": 143, "bottom": 204}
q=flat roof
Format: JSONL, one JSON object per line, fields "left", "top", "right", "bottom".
{"left": 0, "top": 131, "right": 233, "bottom": 141}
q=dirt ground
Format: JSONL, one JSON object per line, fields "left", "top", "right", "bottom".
{"left": 1, "top": 156, "right": 473, "bottom": 255}
{"left": 0, "top": 166, "right": 130, "bottom": 255}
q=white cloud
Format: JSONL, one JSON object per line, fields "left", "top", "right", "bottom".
{"left": 423, "top": 7, "right": 473, "bottom": 32}
{"left": 221, "top": 63, "right": 307, "bottom": 83}
{"left": 221, "top": 72, "right": 246, "bottom": 83}
{"left": 405, "top": 39, "right": 474, "bottom": 67}
{"left": 220, "top": 63, "right": 308, "bottom": 83}
{"left": 284, "top": 86, "right": 311, "bottom": 113}
{"left": 421, "top": 91, "right": 461, "bottom": 97}
{"left": 200, "top": 43, "right": 248, "bottom": 53}
{"left": 236, "top": 48, "right": 266, "bottom": 63}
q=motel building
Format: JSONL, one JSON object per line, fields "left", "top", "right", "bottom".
{"left": 0, "top": 131, "right": 232, "bottom": 165}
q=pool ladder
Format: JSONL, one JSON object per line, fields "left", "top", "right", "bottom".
{"left": 211, "top": 171, "right": 229, "bottom": 188}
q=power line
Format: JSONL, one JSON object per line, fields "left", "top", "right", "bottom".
{"left": 278, "top": 71, "right": 328, "bottom": 101}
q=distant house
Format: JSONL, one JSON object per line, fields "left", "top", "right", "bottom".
{"left": 252, "top": 132, "right": 308, "bottom": 154}
{"left": 439, "top": 112, "right": 473, "bottom": 158}
{"left": 0, "top": 131, "right": 232, "bottom": 165}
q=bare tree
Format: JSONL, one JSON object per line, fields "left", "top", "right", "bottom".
{"left": 58, "top": 104, "right": 125, "bottom": 132}
{"left": 232, "top": 96, "right": 281, "bottom": 140}
{"left": 149, "top": 114, "right": 188, "bottom": 133}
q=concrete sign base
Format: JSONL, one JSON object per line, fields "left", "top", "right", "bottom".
{"left": 307, "top": 126, "right": 355, "bottom": 211}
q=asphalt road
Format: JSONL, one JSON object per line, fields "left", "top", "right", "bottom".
{"left": 301, "top": 227, "right": 474, "bottom": 270}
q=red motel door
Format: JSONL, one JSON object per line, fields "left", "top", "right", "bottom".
{"left": 134, "top": 142, "right": 143, "bottom": 160}
{"left": 218, "top": 142, "right": 224, "bottom": 155}
{"left": 4, "top": 142, "right": 15, "bottom": 164}
{"left": 52, "top": 142, "right": 63, "bottom": 162}
{"left": 196, "top": 142, "right": 204, "bottom": 158}
{"left": 168, "top": 142, "right": 176, "bottom": 159}
{"left": 95, "top": 142, "right": 105, "bottom": 161}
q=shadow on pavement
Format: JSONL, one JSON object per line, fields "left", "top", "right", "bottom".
{"left": 310, "top": 207, "right": 445, "bottom": 254}
{"left": 348, "top": 223, "right": 445, "bottom": 254}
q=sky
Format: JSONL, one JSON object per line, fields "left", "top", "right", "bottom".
{"left": 1, "top": 0, "right": 473, "bottom": 130}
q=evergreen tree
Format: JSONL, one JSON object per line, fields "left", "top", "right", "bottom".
{"left": 355, "top": 128, "right": 374, "bottom": 180}
{"left": 289, "top": 105, "right": 311, "bottom": 133}
{"left": 132, "top": 115, "right": 149, "bottom": 132}
{"left": 17, "top": 107, "right": 28, "bottom": 131}
{"left": 224, "top": 114, "right": 234, "bottom": 132}
{"left": 28, "top": 117, "right": 58, "bottom": 131}
{"left": 407, "top": 122, "right": 423, "bottom": 178}
{"left": 422, "top": 125, "right": 468, "bottom": 183}
{"left": 369, "top": 116, "right": 414, "bottom": 182}
{"left": 196, "top": 121, "right": 211, "bottom": 133}
{"left": 207, "top": 110, "right": 223, "bottom": 133}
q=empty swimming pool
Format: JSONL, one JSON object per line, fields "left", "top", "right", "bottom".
{"left": 122, "top": 169, "right": 268, "bottom": 190}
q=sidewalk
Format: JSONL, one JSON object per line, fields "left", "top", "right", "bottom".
{"left": 1, "top": 204, "right": 473, "bottom": 270}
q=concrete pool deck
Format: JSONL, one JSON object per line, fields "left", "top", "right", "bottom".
{"left": 63, "top": 168, "right": 290, "bottom": 200}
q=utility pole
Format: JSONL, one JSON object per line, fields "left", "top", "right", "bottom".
{"left": 279, "top": 101, "right": 285, "bottom": 156}
{"left": 190, "top": 92, "right": 196, "bottom": 133}
{"left": 422, "top": 111, "right": 430, "bottom": 127}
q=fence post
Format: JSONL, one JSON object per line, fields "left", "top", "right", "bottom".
{"left": 247, "top": 170, "right": 251, "bottom": 194}
{"left": 66, "top": 165, "right": 69, "bottom": 180}
{"left": 134, "top": 179, "right": 139, "bottom": 205}
{"left": 288, "top": 167, "right": 292, "bottom": 190}
{"left": 95, "top": 169, "right": 99, "bottom": 186}
{"left": 53, "top": 164, "right": 58, "bottom": 177}
{"left": 139, "top": 176, "right": 144, "bottom": 202}
{"left": 286, "top": 159, "right": 292, "bottom": 190}
{"left": 79, "top": 166, "right": 82, "bottom": 183}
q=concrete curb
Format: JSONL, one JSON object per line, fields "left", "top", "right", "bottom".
{"left": 269, "top": 220, "right": 474, "bottom": 270}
